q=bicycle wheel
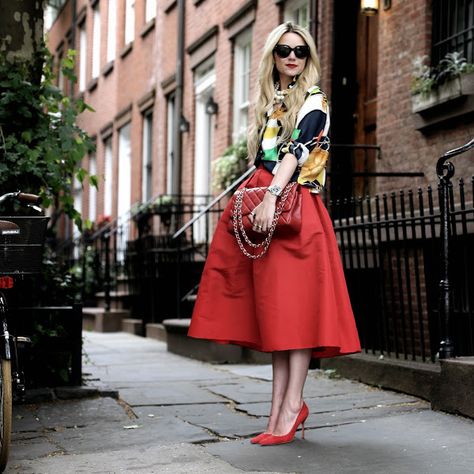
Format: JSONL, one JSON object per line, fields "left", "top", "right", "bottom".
{"left": 0, "top": 359, "right": 12, "bottom": 472}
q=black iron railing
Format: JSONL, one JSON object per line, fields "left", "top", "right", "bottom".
{"left": 330, "top": 140, "right": 473, "bottom": 361}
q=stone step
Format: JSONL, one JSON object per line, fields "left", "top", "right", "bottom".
{"left": 95, "top": 291, "right": 132, "bottom": 310}
{"left": 122, "top": 318, "right": 143, "bottom": 336}
{"left": 146, "top": 323, "right": 167, "bottom": 342}
{"left": 83, "top": 307, "right": 130, "bottom": 332}
{"left": 162, "top": 318, "right": 270, "bottom": 364}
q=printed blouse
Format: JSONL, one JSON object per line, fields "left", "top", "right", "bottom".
{"left": 254, "top": 85, "right": 330, "bottom": 193}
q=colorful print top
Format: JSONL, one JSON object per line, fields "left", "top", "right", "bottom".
{"left": 254, "top": 85, "right": 330, "bottom": 193}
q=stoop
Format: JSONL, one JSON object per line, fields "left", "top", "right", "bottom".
{"left": 162, "top": 318, "right": 271, "bottom": 364}
{"left": 83, "top": 307, "right": 129, "bottom": 332}
{"left": 431, "top": 357, "right": 474, "bottom": 418}
{"left": 146, "top": 323, "right": 167, "bottom": 342}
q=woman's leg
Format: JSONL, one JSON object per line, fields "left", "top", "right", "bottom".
{"left": 271, "top": 348, "right": 312, "bottom": 436}
{"left": 265, "top": 351, "right": 289, "bottom": 432}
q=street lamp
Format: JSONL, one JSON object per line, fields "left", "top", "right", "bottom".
{"left": 361, "top": 0, "right": 379, "bottom": 16}
{"left": 205, "top": 96, "right": 219, "bottom": 115}
{"left": 179, "top": 115, "right": 189, "bottom": 133}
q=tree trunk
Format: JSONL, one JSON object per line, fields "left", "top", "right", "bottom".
{"left": 0, "top": 0, "right": 44, "bottom": 77}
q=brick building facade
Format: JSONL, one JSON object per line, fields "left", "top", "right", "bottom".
{"left": 46, "top": 0, "right": 473, "bottom": 230}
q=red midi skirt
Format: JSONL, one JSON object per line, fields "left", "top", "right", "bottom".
{"left": 188, "top": 167, "right": 361, "bottom": 358}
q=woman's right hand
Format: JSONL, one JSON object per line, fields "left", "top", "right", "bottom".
{"left": 250, "top": 194, "right": 277, "bottom": 233}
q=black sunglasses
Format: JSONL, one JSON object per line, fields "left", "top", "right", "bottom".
{"left": 273, "top": 44, "right": 310, "bottom": 59}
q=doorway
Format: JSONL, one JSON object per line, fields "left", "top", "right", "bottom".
{"left": 330, "top": 0, "right": 378, "bottom": 200}
{"left": 193, "top": 60, "right": 215, "bottom": 243}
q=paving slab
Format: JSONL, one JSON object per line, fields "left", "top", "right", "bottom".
{"left": 8, "top": 332, "right": 474, "bottom": 474}
{"left": 237, "top": 391, "right": 420, "bottom": 417}
{"left": 205, "top": 410, "right": 474, "bottom": 474}
{"left": 8, "top": 442, "right": 282, "bottom": 474}
{"left": 118, "top": 381, "right": 227, "bottom": 406}
{"left": 149, "top": 403, "right": 266, "bottom": 438}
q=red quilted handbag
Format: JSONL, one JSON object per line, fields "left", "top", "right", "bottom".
{"left": 228, "top": 182, "right": 302, "bottom": 259}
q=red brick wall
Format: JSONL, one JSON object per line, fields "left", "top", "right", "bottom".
{"left": 376, "top": 0, "right": 474, "bottom": 193}
{"left": 46, "top": 0, "right": 473, "bottom": 227}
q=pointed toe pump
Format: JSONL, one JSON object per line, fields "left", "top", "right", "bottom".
{"left": 259, "top": 402, "right": 309, "bottom": 446}
{"left": 250, "top": 432, "right": 272, "bottom": 444}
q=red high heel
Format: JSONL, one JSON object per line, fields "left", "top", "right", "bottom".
{"left": 259, "top": 402, "right": 309, "bottom": 446}
{"left": 250, "top": 432, "right": 271, "bottom": 444}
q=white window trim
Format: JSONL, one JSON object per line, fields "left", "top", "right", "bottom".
{"left": 103, "top": 138, "right": 113, "bottom": 217}
{"left": 92, "top": 6, "right": 101, "bottom": 78}
{"left": 79, "top": 23, "right": 87, "bottom": 91}
{"left": 145, "top": 0, "right": 156, "bottom": 23}
{"left": 141, "top": 111, "right": 153, "bottom": 202}
{"left": 166, "top": 95, "right": 175, "bottom": 195}
{"left": 233, "top": 28, "right": 252, "bottom": 142}
{"left": 106, "top": 0, "right": 117, "bottom": 62}
{"left": 124, "top": 0, "right": 135, "bottom": 45}
{"left": 283, "top": 0, "right": 310, "bottom": 29}
{"left": 88, "top": 155, "right": 97, "bottom": 221}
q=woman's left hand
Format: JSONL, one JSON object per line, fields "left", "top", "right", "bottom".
{"left": 250, "top": 194, "right": 277, "bottom": 233}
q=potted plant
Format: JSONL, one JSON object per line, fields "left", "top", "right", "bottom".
{"left": 212, "top": 139, "right": 249, "bottom": 192}
{"left": 411, "top": 52, "right": 474, "bottom": 113}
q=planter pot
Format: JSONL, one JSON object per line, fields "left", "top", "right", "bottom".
{"left": 412, "top": 72, "right": 474, "bottom": 114}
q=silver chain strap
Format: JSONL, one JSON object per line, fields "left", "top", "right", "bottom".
{"left": 232, "top": 182, "right": 297, "bottom": 259}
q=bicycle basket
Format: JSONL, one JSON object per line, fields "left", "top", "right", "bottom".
{"left": 0, "top": 216, "right": 49, "bottom": 275}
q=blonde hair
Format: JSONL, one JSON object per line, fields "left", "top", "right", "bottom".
{"left": 247, "top": 22, "right": 321, "bottom": 161}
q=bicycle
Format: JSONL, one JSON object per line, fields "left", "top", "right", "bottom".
{"left": 0, "top": 191, "right": 48, "bottom": 472}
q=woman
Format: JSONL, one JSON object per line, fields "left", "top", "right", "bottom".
{"left": 188, "top": 22, "right": 361, "bottom": 446}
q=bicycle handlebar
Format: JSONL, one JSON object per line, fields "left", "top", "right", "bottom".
{"left": 17, "top": 193, "right": 41, "bottom": 204}
{"left": 0, "top": 191, "right": 41, "bottom": 206}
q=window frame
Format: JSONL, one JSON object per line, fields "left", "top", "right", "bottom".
{"left": 92, "top": 4, "right": 101, "bottom": 78}
{"left": 124, "top": 0, "right": 136, "bottom": 45}
{"left": 431, "top": 0, "right": 474, "bottom": 66}
{"left": 141, "top": 110, "right": 154, "bottom": 202}
{"left": 232, "top": 28, "right": 252, "bottom": 142}
{"left": 78, "top": 21, "right": 87, "bottom": 92}
{"left": 283, "top": 0, "right": 310, "bottom": 30}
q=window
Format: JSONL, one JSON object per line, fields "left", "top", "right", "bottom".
{"left": 233, "top": 28, "right": 252, "bottom": 142}
{"left": 125, "top": 0, "right": 135, "bottom": 45}
{"left": 145, "top": 0, "right": 156, "bottom": 22}
{"left": 88, "top": 154, "right": 97, "bottom": 221}
{"left": 57, "top": 54, "right": 65, "bottom": 92}
{"left": 103, "top": 137, "right": 113, "bottom": 217}
{"left": 92, "top": 5, "right": 101, "bottom": 78}
{"left": 117, "top": 123, "right": 132, "bottom": 219}
{"left": 79, "top": 22, "right": 87, "bottom": 91}
{"left": 142, "top": 111, "right": 153, "bottom": 201}
{"left": 73, "top": 172, "right": 83, "bottom": 240}
{"left": 107, "top": 0, "right": 117, "bottom": 62}
{"left": 432, "top": 0, "right": 474, "bottom": 65}
{"left": 284, "top": 0, "right": 310, "bottom": 30}
{"left": 166, "top": 94, "right": 175, "bottom": 195}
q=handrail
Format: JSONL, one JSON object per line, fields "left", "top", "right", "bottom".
{"left": 172, "top": 166, "right": 256, "bottom": 240}
{"left": 436, "top": 138, "right": 473, "bottom": 359}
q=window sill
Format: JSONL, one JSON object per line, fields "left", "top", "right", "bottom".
{"left": 87, "top": 77, "right": 99, "bottom": 93}
{"left": 164, "top": 0, "right": 177, "bottom": 13}
{"left": 412, "top": 73, "right": 474, "bottom": 131}
{"left": 102, "top": 60, "right": 114, "bottom": 77}
{"left": 120, "top": 42, "right": 133, "bottom": 59}
{"left": 140, "top": 18, "right": 155, "bottom": 38}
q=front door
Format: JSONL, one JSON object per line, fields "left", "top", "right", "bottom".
{"left": 193, "top": 62, "right": 215, "bottom": 243}
{"left": 354, "top": 11, "right": 379, "bottom": 196}
{"left": 330, "top": 1, "right": 379, "bottom": 200}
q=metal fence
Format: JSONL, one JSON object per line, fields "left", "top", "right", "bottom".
{"left": 330, "top": 175, "right": 473, "bottom": 362}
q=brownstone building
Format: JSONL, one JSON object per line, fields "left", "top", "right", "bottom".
{"left": 46, "top": 0, "right": 474, "bottom": 229}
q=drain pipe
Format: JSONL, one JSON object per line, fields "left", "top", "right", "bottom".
{"left": 172, "top": 0, "right": 185, "bottom": 209}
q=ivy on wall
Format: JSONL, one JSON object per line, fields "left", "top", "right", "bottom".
{"left": 0, "top": 47, "right": 96, "bottom": 229}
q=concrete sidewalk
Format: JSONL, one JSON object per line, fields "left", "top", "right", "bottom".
{"left": 8, "top": 332, "right": 474, "bottom": 473}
